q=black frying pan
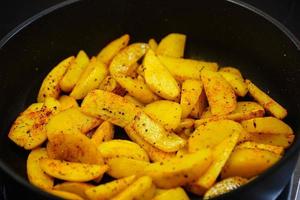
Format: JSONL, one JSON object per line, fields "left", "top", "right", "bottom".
{"left": 0, "top": 0, "right": 300, "bottom": 199}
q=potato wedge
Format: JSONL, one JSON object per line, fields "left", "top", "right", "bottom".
{"left": 46, "top": 108, "right": 101, "bottom": 139}
{"left": 236, "top": 142, "right": 284, "bottom": 155}
{"left": 40, "top": 158, "right": 108, "bottom": 182}
{"left": 246, "top": 79, "right": 287, "bottom": 119}
{"left": 125, "top": 125, "right": 176, "bottom": 162}
{"left": 158, "top": 56, "right": 218, "bottom": 81}
{"left": 124, "top": 94, "right": 144, "bottom": 108}
{"left": 44, "top": 97, "right": 61, "bottom": 114}
{"left": 58, "top": 95, "right": 78, "bottom": 111}
{"left": 219, "top": 67, "right": 243, "bottom": 78}
{"left": 201, "top": 70, "right": 236, "bottom": 115}
{"left": 188, "top": 120, "right": 243, "bottom": 152}
{"left": 107, "top": 158, "right": 150, "bottom": 178}
{"left": 175, "top": 118, "right": 195, "bottom": 133}
{"left": 97, "top": 34, "right": 130, "bottom": 65}
{"left": 47, "top": 132, "right": 104, "bottom": 165}
{"left": 112, "top": 176, "right": 154, "bottom": 200}
{"left": 180, "top": 79, "right": 203, "bottom": 118}
{"left": 60, "top": 50, "right": 90, "bottom": 92}
{"left": 54, "top": 182, "right": 93, "bottom": 199}
{"left": 153, "top": 187, "right": 190, "bottom": 200}
{"left": 219, "top": 71, "right": 248, "bottom": 97}
{"left": 156, "top": 33, "right": 186, "bottom": 58}
{"left": 98, "top": 75, "right": 126, "bottom": 96}
{"left": 27, "top": 148, "right": 54, "bottom": 189}
{"left": 46, "top": 189, "right": 84, "bottom": 200}
{"left": 143, "top": 149, "right": 212, "bottom": 188}
{"left": 148, "top": 38, "right": 158, "bottom": 51}
{"left": 221, "top": 148, "right": 281, "bottom": 179}
{"left": 194, "top": 132, "right": 240, "bottom": 191}
{"left": 81, "top": 90, "right": 141, "bottom": 127}
{"left": 144, "top": 100, "right": 182, "bottom": 130}
{"left": 85, "top": 175, "right": 136, "bottom": 200}
{"left": 70, "top": 57, "right": 108, "bottom": 99}
{"left": 203, "top": 177, "right": 248, "bottom": 199}
{"left": 241, "top": 117, "right": 293, "bottom": 135}
{"left": 98, "top": 139, "right": 149, "bottom": 161}
{"left": 129, "top": 112, "right": 186, "bottom": 152}
{"left": 109, "top": 43, "right": 148, "bottom": 76}
{"left": 139, "top": 184, "right": 156, "bottom": 200}
{"left": 91, "top": 121, "right": 114, "bottom": 146}
{"left": 144, "top": 49, "right": 180, "bottom": 100}
{"left": 38, "top": 56, "right": 74, "bottom": 102}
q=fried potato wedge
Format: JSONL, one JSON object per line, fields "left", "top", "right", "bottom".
{"left": 54, "top": 182, "right": 93, "bottom": 199}
{"left": 143, "top": 149, "right": 212, "bottom": 188}
{"left": 107, "top": 158, "right": 150, "bottom": 178}
{"left": 58, "top": 95, "right": 78, "bottom": 111}
{"left": 156, "top": 33, "right": 186, "bottom": 58}
{"left": 70, "top": 57, "right": 108, "bottom": 99}
{"left": 241, "top": 117, "right": 293, "bottom": 135}
{"left": 246, "top": 79, "right": 287, "bottom": 119}
{"left": 46, "top": 189, "right": 84, "bottom": 200}
{"left": 180, "top": 79, "right": 203, "bottom": 118}
{"left": 144, "top": 100, "right": 182, "bottom": 130}
{"left": 112, "top": 176, "right": 154, "bottom": 200}
{"left": 60, "top": 50, "right": 90, "bottom": 92}
{"left": 129, "top": 112, "right": 186, "bottom": 152}
{"left": 201, "top": 70, "right": 236, "bottom": 115}
{"left": 38, "top": 56, "right": 74, "bottom": 102}
{"left": 221, "top": 148, "right": 281, "bottom": 179}
{"left": 188, "top": 120, "right": 243, "bottom": 152}
{"left": 219, "top": 71, "right": 248, "bottom": 97}
{"left": 98, "top": 75, "right": 127, "bottom": 96}
{"left": 91, "top": 121, "right": 114, "bottom": 146}
{"left": 27, "top": 148, "right": 54, "bottom": 189}
{"left": 124, "top": 94, "right": 144, "bottom": 108}
{"left": 47, "top": 132, "right": 104, "bottom": 165}
{"left": 98, "top": 139, "right": 149, "bottom": 161}
{"left": 148, "top": 38, "right": 158, "bottom": 51}
{"left": 236, "top": 142, "right": 284, "bottom": 155}
{"left": 81, "top": 90, "right": 141, "bottom": 127}
{"left": 125, "top": 125, "right": 176, "bottom": 162}
{"left": 85, "top": 175, "right": 136, "bottom": 200}
{"left": 97, "top": 34, "right": 130, "bottom": 65}
{"left": 158, "top": 56, "right": 218, "bottom": 81}
{"left": 153, "top": 187, "right": 190, "bottom": 200}
{"left": 219, "top": 67, "right": 243, "bottom": 77}
{"left": 144, "top": 49, "right": 180, "bottom": 100}
{"left": 40, "top": 158, "right": 108, "bottom": 182}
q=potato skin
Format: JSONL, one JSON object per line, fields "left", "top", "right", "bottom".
{"left": 156, "top": 33, "right": 186, "bottom": 58}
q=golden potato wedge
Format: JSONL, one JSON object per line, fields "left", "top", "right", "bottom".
{"left": 236, "top": 142, "right": 284, "bottom": 155}
{"left": 175, "top": 118, "right": 195, "bottom": 133}
{"left": 203, "top": 177, "right": 248, "bottom": 199}
{"left": 60, "top": 50, "right": 90, "bottom": 92}
{"left": 107, "top": 158, "right": 150, "bottom": 178}
{"left": 40, "top": 158, "right": 108, "bottom": 182}
{"left": 46, "top": 189, "right": 84, "bottom": 200}
{"left": 38, "top": 56, "right": 74, "bottom": 102}
{"left": 156, "top": 33, "right": 186, "bottom": 58}
{"left": 144, "top": 100, "right": 182, "bottom": 130}
{"left": 143, "top": 149, "right": 212, "bottom": 188}
{"left": 152, "top": 187, "right": 190, "bottom": 200}
{"left": 109, "top": 43, "right": 148, "bottom": 76}
{"left": 158, "top": 56, "right": 218, "bottom": 81}
{"left": 124, "top": 94, "right": 144, "bottom": 108}
{"left": 44, "top": 97, "right": 61, "bottom": 114}
{"left": 139, "top": 184, "right": 156, "bottom": 200}
{"left": 85, "top": 175, "right": 136, "bottom": 200}
{"left": 219, "top": 71, "right": 248, "bottom": 97}
{"left": 97, "top": 34, "right": 130, "bottom": 65}
{"left": 46, "top": 132, "right": 104, "bottom": 165}
{"left": 98, "top": 139, "right": 149, "bottom": 161}
{"left": 46, "top": 108, "right": 101, "bottom": 139}
{"left": 189, "top": 98, "right": 201, "bottom": 119}
{"left": 98, "top": 75, "right": 126, "bottom": 96}
{"left": 54, "top": 182, "right": 93, "bottom": 199}
{"left": 221, "top": 148, "right": 281, "bottom": 179}
{"left": 27, "top": 148, "right": 54, "bottom": 189}
{"left": 219, "top": 67, "right": 243, "bottom": 77}
{"left": 241, "top": 117, "right": 293, "bottom": 135}
{"left": 201, "top": 70, "right": 236, "bottom": 115}
{"left": 70, "top": 57, "right": 108, "bottom": 99}
{"left": 148, "top": 38, "right": 158, "bottom": 51}
{"left": 125, "top": 125, "right": 176, "bottom": 162}
{"left": 130, "top": 112, "right": 186, "bottom": 152}
{"left": 188, "top": 120, "right": 243, "bottom": 152}
{"left": 114, "top": 74, "right": 158, "bottom": 104}
{"left": 144, "top": 49, "right": 180, "bottom": 100}
{"left": 91, "top": 121, "right": 114, "bottom": 146}
{"left": 58, "top": 95, "right": 78, "bottom": 111}
{"left": 194, "top": 132, "right": 240, "bottom": 192}
{"left": 180, "top": 79, "right": 203, "bottom": 118}
{"left": 246, "top": 79, "right": 287, "bottom": 119}
{"left": 81, "top": 90, "right": 141, "bottom": 127}
{"left": 112, "top": 176, "right": 154, "bottom": 200}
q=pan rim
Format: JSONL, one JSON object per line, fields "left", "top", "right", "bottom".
{"left": 0, "top": 0, "right": 299, "bottom": 199}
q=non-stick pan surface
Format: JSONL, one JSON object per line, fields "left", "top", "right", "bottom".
{"left": 0, "top": 0, "right": 300, "bottom": 199}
